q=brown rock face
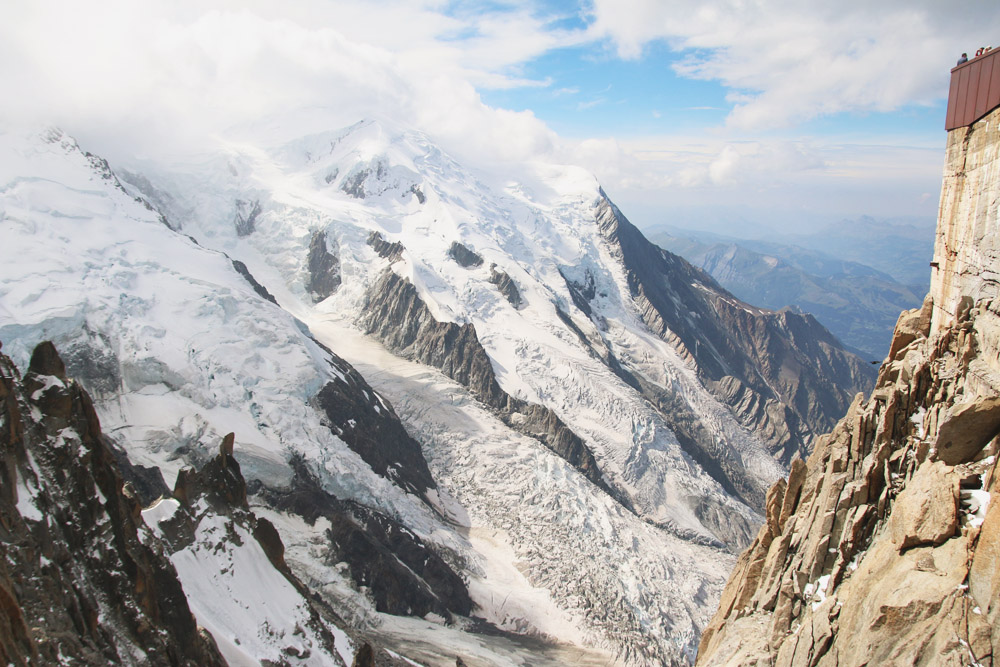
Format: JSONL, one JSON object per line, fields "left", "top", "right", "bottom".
{"left": 935, "top": 397, "right": 1000, "bottom": 465}
{"left": 971, "top": 467, "right": 1000, "bottom": 644}
{"left": 697, "top": 104, "right": 1000, "bottom": 667}
{"left": 697, "top": 300, "right": 1000, "bottom": 667}
{"left": 0, "top": 342, "right": 226, "bottom": 666}
{"left": 889, "top": 461, "right": 959, "bottom": 550}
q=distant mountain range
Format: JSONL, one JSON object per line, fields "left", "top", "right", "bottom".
{"left": 647, "top": 225, "right": 930, "bottom": 361}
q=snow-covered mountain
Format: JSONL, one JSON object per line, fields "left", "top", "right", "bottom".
{"left": 0, "top": 122, "right": 872, "bottom": 665}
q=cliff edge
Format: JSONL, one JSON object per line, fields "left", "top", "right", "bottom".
{"left": 695, "top": 105, "right": 1000, "bottom": 666}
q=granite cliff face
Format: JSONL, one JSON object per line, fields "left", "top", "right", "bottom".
{"left": 696, "top": 106, "right": 1000, "bottom": 667}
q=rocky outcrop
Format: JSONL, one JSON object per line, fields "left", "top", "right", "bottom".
{"left": 697, "top": 105, "right": 1000, "bottom": 667}
{"left": 596, "top": 193, "right": 875, "bottom": 466}
{"left": 367, "top": 231, "right": 404, "bottom": 262}
{"left": 697, "top": 297, "right": 1000, "bottom": 666}
{"left": 314, "top": 347, "right": 437, "bottom": 497}
{"left": 156, "top": 434, "right": 357, "bottom": 664}
{"left": 231, "top": 258, "right": 279, "bottom": 304}
{"left": 233, "top": 198, "right": 261, "bottom": 237}
{"left": 489, "top": 265, "right": 522, "bottom": 308}
{"left": 109, "top": 440, "right": 171, "bottom": 506}
{"left": 0, "top": 341, "right": 225, "bottom": 666}
{"left": 258, "top": 456, "right": 473, "bottom": 619}
{"left": 341, "top": 159, "right": 387, "bottom": 199}
{"left": 448, "top": 242, "right": 483, "bottom": 268}
{"left": 307, "top": 230, "right": 342, "bottom": 302}
{"left": 360, "top": 269, "right": 614, "bottom": 498}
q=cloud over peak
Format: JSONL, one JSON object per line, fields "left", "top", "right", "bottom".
{"left": 589, "top": 0, "right": 1000, "bottom": 129}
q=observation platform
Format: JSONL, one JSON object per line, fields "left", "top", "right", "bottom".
{"left": 947, "top": 47, "right": 1000, "bottom": 130}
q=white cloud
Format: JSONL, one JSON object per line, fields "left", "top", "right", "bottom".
{"left": 0, "top": 1, "right": 961, "bottom": 233}
{"left": 0, "top": 0, "right": 570, "bottom": 165}
{"left": 588, "top": 0, "right": 1000, "bottom": 129}
{"left": 558, "top": 129, "right": 942, "bottom": 232}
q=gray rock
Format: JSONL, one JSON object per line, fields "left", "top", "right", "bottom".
{"left": 231, "top": 258, "right": 278, "bottom": 304}
{"left": 306, "top": 230, "right": 342, "bottom": 302}
{"left": 489, "top": 265, "right": 522, "bottom": 308}
{"left": 233, "top": 198, "right": 261, "bottom": 237}
{"left": 448, "top": 242, "right": 483, "bottom": 267}
{"left": 367, "top": 231, "right": 404, "bottom": 262}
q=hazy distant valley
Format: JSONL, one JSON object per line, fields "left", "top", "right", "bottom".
{"left": 648, "top": 222, "right": 933, "bottom": 361}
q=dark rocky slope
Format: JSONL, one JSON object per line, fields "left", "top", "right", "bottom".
{"left": 596, "top": 194, "right": 875, "bottom": 466}
{"left": 360, "top": 268, "right": 613, "bottom": 499}
{"left": 307, "top": 230, "right": 342, "bottom": 302}
{"left": 0, "top": 341, "right": 225, "bottom": 666}
{"left": 314, "top": 345, "right": 437, "bottom": 498}
{"left": 256, "top": 456, "right": 473, "bottom": 620}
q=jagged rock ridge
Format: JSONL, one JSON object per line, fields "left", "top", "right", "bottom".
{"left": 151, "top": 432, "right": 361, "bottom": 666}
{"left": 360, "top": 269, "right": 612, "bottom": 497}
{"left": 697, "top": 295, "right": 1000, "bottom": 667}
{"left": 649, "top": 229, "right": 925, "bottom": 361}
{"left": 0, "top": 341, "right": 226, "bottom": 666}
{"left": 595, "top": 194, "right": 875, "bottom": 466}
{"left": 696, "top": 105, "right": 1000, "bottom": 667}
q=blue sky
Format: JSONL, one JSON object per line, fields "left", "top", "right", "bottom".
{"left": 483, "top": 41, "right": 734, "bottom": 137}
{"left": 4, "top": 0, "right": 999, "bottom": 235}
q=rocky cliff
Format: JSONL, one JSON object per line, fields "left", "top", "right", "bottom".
{"left": 696, "top": 106, "right": 1000, "bottom": 667}
{"left": 0, "top": 341, "right": 226, "bottom": 666}
{"left": 650, "top": 230, "right": 924, "bottom": 362}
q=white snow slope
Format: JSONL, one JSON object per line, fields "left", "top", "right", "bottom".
{"left": 0, "top": 122, "right": 783, "bottom": 665}
{"left": 142, "top": 497, "right": 356, "bottom": 667}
